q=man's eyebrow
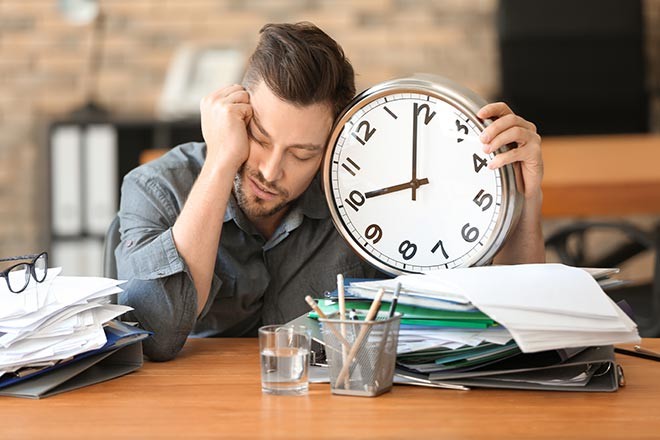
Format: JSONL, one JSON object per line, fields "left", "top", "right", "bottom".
{"left": 289, "top": 143, "right": 324, "bottom": 152}
{"left": 251, "top": 112, "right": 324, "bottom": 152}
{"left": 251, "top": 113, "right": 271, "bottom": 140}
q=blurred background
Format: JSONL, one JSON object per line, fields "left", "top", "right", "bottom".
{"left": 0, "top": 0, "right": 659, "bottom": 330}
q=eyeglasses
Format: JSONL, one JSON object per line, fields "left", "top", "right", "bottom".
{"left": 0, "top": 252, "right": 48, "bottom": 294}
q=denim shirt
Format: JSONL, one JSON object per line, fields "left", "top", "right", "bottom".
{"left": 115, "top": 142, "right": 383, "bottom": 361}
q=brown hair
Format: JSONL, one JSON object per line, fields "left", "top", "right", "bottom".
{"left": 243, "top": 22, "right": 356, "bottom": 118}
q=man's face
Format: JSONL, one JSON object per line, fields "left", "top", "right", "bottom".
{"left": 233, "top": 80, "right": 334, "bottom": 222}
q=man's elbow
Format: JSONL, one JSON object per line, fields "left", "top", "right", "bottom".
{"left": 141, "top": 330, "right": 187, "bottom": 362}
{"left": 118, "top": 277, "right": 195, "bottom": 362}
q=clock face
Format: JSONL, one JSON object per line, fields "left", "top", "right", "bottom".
{"left": 325, "top": 88, "right": 507, "bottom": 274}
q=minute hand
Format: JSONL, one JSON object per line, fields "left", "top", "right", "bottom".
{"left": 411, "top": 103, "right": 419, "bottom": 200}
{"left": 364, "top": 178, "right": 430, "bottom": 199}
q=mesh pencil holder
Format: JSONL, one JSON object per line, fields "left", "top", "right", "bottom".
{"left": 318, "top": 312, "right": 401, "bottom": 397}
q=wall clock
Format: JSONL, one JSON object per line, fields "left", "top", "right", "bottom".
{"left": 322, "top": 74, "right": 522, "bottom": 276}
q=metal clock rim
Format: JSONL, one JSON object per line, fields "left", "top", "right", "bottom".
{"left": 322, "top": 74, "right": 523, "bottom": 276}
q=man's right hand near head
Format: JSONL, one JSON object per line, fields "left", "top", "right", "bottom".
{"left": 200, "top": 84, "right": 253, "bottom": 172}
{"left": 172, "top": 85, "right": 254, "bottom": 318}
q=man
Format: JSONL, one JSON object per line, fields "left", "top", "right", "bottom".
{"left": 116, "top": 22, "right": 544, "bottom": 361}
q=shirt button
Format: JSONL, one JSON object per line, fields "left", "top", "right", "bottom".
{"left": 125, "top": 240, "right": 134, "bottom": 248}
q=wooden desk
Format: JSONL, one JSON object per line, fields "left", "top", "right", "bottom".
{"left": 541, "top": 134, "right": 660, "bottom": 218}
{"left": 3, "top": 338, "right": 660, "bottom": 439}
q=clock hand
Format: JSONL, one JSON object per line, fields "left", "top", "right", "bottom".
{"left": 412, "top": 104, "right": 419, "bottom": 201}
{"left": 364, "top": 178, "right": 430, "bottom": 199}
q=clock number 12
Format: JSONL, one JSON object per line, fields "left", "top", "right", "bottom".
{"left": 351, "top": 120, "right": 376, "bottom": 145}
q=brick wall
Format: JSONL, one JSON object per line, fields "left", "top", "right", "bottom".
{"left": 0, "top": 0, "right": 658, "bottom": 258}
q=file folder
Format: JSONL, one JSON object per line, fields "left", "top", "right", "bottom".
{"left": 424, "top": 345, "right": 622, "bottom": 392}
{"left": 0, "top": 341, "right": 143, "bottom": 399}
{"left": 0, "top": 321, "right": 149, "bottom": 399}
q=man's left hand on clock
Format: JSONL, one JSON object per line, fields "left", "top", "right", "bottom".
{"left": 479, "top": 102, "right": 545, "bottom": 264}
{"left": 477, "top": 102, "right": 543, "bottom": 200}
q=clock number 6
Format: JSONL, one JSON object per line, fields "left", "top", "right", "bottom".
{"left": 473, "top": 189, "right": 493, "bottom": 211}
{"left": 461, "top": 223, "right": 479, "bottom": 243}
{"left": 365, "top": 224, "right": 383, "bottom": 244}
{"left": 398, "top": 240, "right": 417, "bottom": 260}
{"left": 351, "top": 120, "right": 376, "bottom": 146}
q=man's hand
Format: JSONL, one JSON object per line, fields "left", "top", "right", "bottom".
{"left": 478, "top": 102, "right": 545, "bottom": 265}
{"left": 477, "top": 102, "right": 543, "bottom": 200}
{"left": 172, "top": 85, "right": 253, "bottom": 318}
{"left": 200, "top": 84, "right": 253, "bottom": 171}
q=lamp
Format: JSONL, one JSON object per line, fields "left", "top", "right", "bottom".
{"left": 58, "top": 0, "right": 109, "bottom": 118}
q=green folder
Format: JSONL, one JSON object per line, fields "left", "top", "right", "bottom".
{"left": 309, "top": 299, "right": 496, "bottom": 329}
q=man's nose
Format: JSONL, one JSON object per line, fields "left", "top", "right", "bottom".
{"left": 259, "top": 148, "right": 284, "bottom": 183}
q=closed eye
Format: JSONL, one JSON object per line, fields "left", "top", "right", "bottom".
{"left": 247, "top": 125, "right": 268, "bottom": 146}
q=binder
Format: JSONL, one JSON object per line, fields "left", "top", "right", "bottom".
{"left": 0, "top": 342, "right": 143, "bottom": 399}
{"left": 0, "top": 321, "right": 149, "bottom": 399}
{"left": 423, "top": 345, "right": 623, "bottom": 392}
{"left": 84, "top": 124, "right": 118, "bottom": 235}
{"left": 51, "top": 125, "right": 82, "bottom": 236}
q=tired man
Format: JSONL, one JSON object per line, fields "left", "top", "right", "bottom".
{"left": 116, "top": 22, "right": 544, "bottom": 361}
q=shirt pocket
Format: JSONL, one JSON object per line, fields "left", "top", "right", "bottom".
{"left": 216, "top": 273, "right": 237, "bottom": 299}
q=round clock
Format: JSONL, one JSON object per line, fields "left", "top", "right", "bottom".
{"left": 322, "top": 74, "right": 522, "bottom": 276}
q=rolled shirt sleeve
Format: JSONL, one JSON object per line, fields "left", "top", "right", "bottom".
{"left": 115, "top": 148, "right": 222, "bottom": 361}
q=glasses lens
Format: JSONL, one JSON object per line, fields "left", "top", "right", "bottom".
{"left": 7, "top": 263, "right": 30, "bottom": 293}
{"left": 34, "top": 253, "right": 48, "bottom": 282}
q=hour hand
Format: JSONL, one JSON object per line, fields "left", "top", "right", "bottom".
{"left": 365, "top": 178, "right": 429, "bottom": 199}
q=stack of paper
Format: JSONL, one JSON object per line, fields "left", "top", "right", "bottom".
{"left": 344, "top": 264, "right": 640, "bottom": 353}
{"left": 306, "top": 264, "right": 637, "bottom": 391}
{"left": 0, "top": 267, "right": 132, "bottom": 379}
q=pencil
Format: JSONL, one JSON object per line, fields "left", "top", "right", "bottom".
{"left": 335, "top": 288, "right": 385, "bottom": 387}
{"left": 337, "top": 274, "right": 348, "bottom": 387}
{"left": 614, "top": 346, "right": 660, "bottom": 362}
{"left": 304, "top": 295, "right": 351, "bottom": 350}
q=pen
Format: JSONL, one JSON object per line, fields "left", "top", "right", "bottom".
{"left": 304, "top": 295, "right": 351, "bottom": 350}
{"left": 388, "top": 282, "right": 401, "bottom": 319}
{"left": 337, "top": 273, "right": 346, "bottom": 321}
{"left": 614, "top": 345, "right": 660, "bottom": 362}
{"left": 634, "top": 345, "right": 660, "bottom": 359}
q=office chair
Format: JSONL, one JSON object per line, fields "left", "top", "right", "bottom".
{"left": 103, "top": 216, "right": 120, "bottom": 280}
{"left": 544, "top": 221, "right": 660, "bottom": 336}
{"left": 497, "top": 0, "right": 659, "bottom": 336}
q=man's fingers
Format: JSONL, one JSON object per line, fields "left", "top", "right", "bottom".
{"left": 477, "top": 102, "right": 513, "bottom": 120}
{"left": 487, "top": 147, "right": 523, "bottom": 170}
{"left": 231, "top": 103, "right": 253, "bottom": 121}
{"left": 480, "top": 114, "right": 536, "bottom": 145}
{"left": 483, "top": 127, "right": 540, "bottom": 154}
{"left": 224, "top": 89, "right": 250, "bottom": 104}
{"left": 203, "top": 84, "right": 245, "bottom": 103}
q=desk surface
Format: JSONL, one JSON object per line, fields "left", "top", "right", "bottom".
{"left": 3, "top": 338, "right": 660, "bottom": 439}
{"left": 541, "top": 134, "right": 660, "bottom": 217}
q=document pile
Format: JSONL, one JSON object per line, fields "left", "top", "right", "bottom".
{"left": 0, "top": 268, "right": 148, "bottom": 398}
{"left": 312, "top": 264, "right": 639, "bottom": 392}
